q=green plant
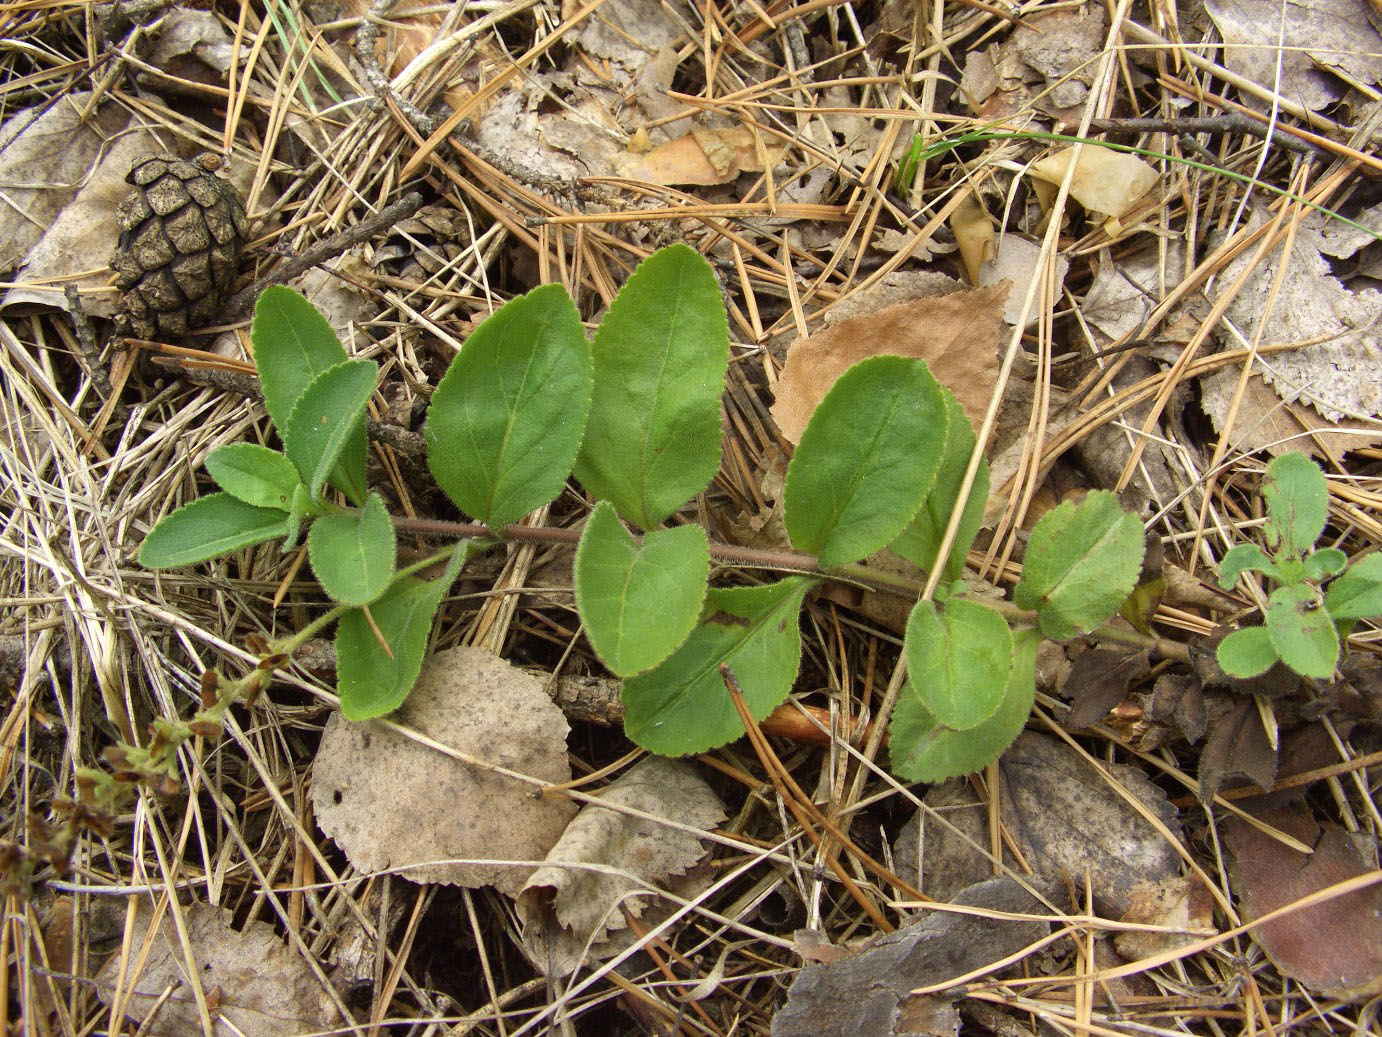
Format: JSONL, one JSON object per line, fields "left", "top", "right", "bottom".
{"left": 140, "top": 243, "right": 1173, "bottom": 782}
{"left": 1215, "top": 452, "right": 1382, "bottom": 680}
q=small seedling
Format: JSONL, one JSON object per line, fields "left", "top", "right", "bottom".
{"left": 140, "top": 244, "right": 1179, "bottom": 783}
{"left": 1215, "top": 452, "right": 1382, "bottom": 680}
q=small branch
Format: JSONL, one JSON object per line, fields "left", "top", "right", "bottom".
{"left": 219, "top": 190, "right": 427, "bottom": 322}
{"left": 1086, "top": 114, "right": 1319, "bottom": 157}
{"left": 64, "top": 284, "right": 113, "bottom": 399}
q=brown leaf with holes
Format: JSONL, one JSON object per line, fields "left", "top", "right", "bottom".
{"left": 1226, "top": 807, "right": 1382, "bottom": 1002}
{"left": 770, "top": 284, "right": 1008, "bottom": 443}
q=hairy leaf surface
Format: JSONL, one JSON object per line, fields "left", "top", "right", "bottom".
{"left": 574, "top": 501, "right": 709, "bottom": 677}
{"left": 574, "top": 245, "right": 729, "bottom": 530}
{"left": 284, "top": 359, "right": 376, "bottom": 503}
{"left": 784, "top": 355, "right": 947, "bottom": 567}
{"left": 205, "top": 444, "right": 303, "bottom": 511}
{"left": 140, "top": 493, "right": 290, "bottom": 568}
{"left": 622, "top": 577, "right": 814, "bottom": 755}
{"left": 426, "top": 284, "right": 591, "bottom": 528}
{"left": 905, "top": 599, "right": 1012, "bottom": 730}
{"left": 308, "top": 493, "right": 396, "bottom": 606}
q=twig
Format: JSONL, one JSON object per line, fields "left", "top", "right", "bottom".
{"left": 64, "top": 285, "right": 113, "bottom": 400}
{"left": 355, "top": 0, "right": 441, "bottom": 135}
{"left": 218, "top": 191, "right": 427, "bottom": 321}
{"left": 1086, "top": 114, "right": 1319, "bottom": 157}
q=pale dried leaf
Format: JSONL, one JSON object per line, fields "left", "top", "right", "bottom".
{"left": 618, "top": 126, "right": 782, "bottom": 186}
{"left": 770, "top": 284, "right": 1008, "bottom": 442}
{"left": 516, "top": 756, "right": 725, "bottom": 975}
{"left": 1028, "top": 147, "right": 1159, "bottom": 220}
{"left": 145, "top": 9, "right": 236, "bottom": 83}
{"left": 1014, "top": 8, "right": 1107, "bottom": 110}
{"left": 978, "top": 234, "right": 1070, "bottom": 326}
{"left": 1226, "top": 807, "right": 1382, "bottom": 1001}
{"left": 1204, "top": 0, "right": 1382, "bottom": 112}
{"left": 565, "top": 0, "right": 689, "bottom": 66}
{"left": 1083, "top": 248, "right": 1187, "bottom": 342}
{"left": 93, "top": 902, "right": 339, "bottom": 1037}
{"left": 0, "top": 94, "right": 130, "bottom": 274}
{"left": 1198, "top": 367, "right": 1382, "bottom": 458}
{"left": 312, "top": 647, "right": 577, "bottom": 896}
{"left": 4, "top": 124, "right": 162, "bottom": 316}
{"left": 1213, "top": 210, "right": 1382, "bottom": 421}
{"left": 950, "top": 190, "right": 995, "bottom": 285}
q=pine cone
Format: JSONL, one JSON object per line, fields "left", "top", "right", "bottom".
{"left": 111, "top": 154, "right": 248, "bottom": 340}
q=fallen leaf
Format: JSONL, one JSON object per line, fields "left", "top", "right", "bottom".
{"left": 1083, "top": 247, "right": 1187, "bottom": 342}
{"left": 312, "top": 646, "right": 577, "bottom": 896}
{"left": 894, "top": 733, "right": 1184, "bottom": 915}
{"left": 1212, "top": 209, "right": 1382, "bottom": 423}
{"left": 771, "top": 878, "right": 1049, "bottom": 1036}
{"left": 93, "top": 901, "right": 340, "bottom": 1037}
{"left": 1197, "top": 695, "right": 1277, "bottom": 804}
{"left": 1061, "top": 647, "right": 1152, "bottom": 730}
{"left": 516, "top": 756, "right": 725, "bottom": 975}
{"left": 1199, "top": 364, "right": 1382, "bottom": 459}
{"left": 1205, "top": 0, "right": 1382, "bottom": 113}
{"left": 950, "top": 189, "right": 995, "bottom": 285}
{"left": 618, "top": 125, "right": 782, "bottom": 186}
{"left": 978, "top": 234, "right": 1070, "bottom": 326}
{"left": 565, "top": 0, "right": 689, "bottom": 67}
{"left": 1014, "top": 8, "right": 1107, "bottom": 111}
{"left": 1225, "top": 807, "right": 1382, "bottom": 1001}
{"left": 0, "top": 94, "right": 130, "bottom": 275}
{"left": 1028, "top": 146, "right": 1159, "bottom": 221}
{"left": 770, "top": 283, "right": 1008, "bottom": 442}
{"left": 1114, "top": 877, "right": 1217, "bottom": 961}
{"left": 143, "top": 9, "right": 236, "bottom": 87}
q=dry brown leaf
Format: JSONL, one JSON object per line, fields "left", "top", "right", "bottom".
{"left": 769, "top": 284, "right": 1008, "bottom": 442}
{"left": 1028, "top": 147, "right": 1159, "bottom": 220}
{"left": 1197, "top": 696, "right": 1278, "bottom": 804}
{"left": 1205, "top": 0, "right": 1382, "bottom": 112}
{"left": 617, "top": 126, "right": 782, "bottom": 186}
{"left": 1061, "top": 647, "right": 1153, "bottom": 730}
{"left": 771, "top": 878, "right": 1049, "bottom": 1036}
{"left": 1198, "top": 367, "right": 1382, "bottom": 458}
{"left": 516, "top": 756, "right": 725, "bottom": 975}
{"left": 312, "top": 647, "right": 577, "bottom": 896}
{"left": 93, "top": 902, "right": 339, "bottom": 1037}
{"left": 1226, "top": 807, "right": 1382, "bottom": 1001}
{"left": 1214, "top": 209, "right": 1382, "bottom": 423}
{"left": 0, "top": 95, "right": 130, "bottom": 276}
{"left": 1083, "top": 247, "right": 1187, "bottom": 343}
{"left": 1013, "top": 7, "right": 1107, "bottom": 111}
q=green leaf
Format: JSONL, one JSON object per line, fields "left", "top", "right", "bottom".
{"left": 622, "top": 576, "right": 815, "bottom": 755}
{"left": 574, "top": 244, "right": 729, "bottom": 531}
{"left": 1265, "top": 583, "right": 1338, "bottom": 679}
{"left": 888, "top": 387, "right": 989, "bottom": 581}
{"left": 574, "top": 501, "right": 709, "bottom": 677}
{"left": 281, "top": 483, "right": 319, "bottom": 553}
{"left": 905, "top": 599, "right": 1013, "bottom": 731}
{"left": 251, "top": 285, "right": 349, "bottom": 434}
{"left": 1262, "top": 451, "right": 1327, "bottom": 558}
{"left": 307, "top": 493, "right": 396, "bottom": 605}
{"left": 284, "top": 359, "right": 376, "bottom": 503}
{"left": 1218, "top": 543, "right": 1281, "bottom": 589}
{"left": 889, "top": 628, "right": 1039, "bottom": 782}
{"left": 784, "top": 355, "right": 948, "bottom": 567}
{"left": 1216, "top": 626, "right": 1279, "bottom": 678}
{"left": 205, "top": 443, "right": 304, "bottom": 511}
{"left": 1325, "top": 553, "right": 1382, "bottom": 620}
{"left": 426, "top": 284, "right": 592, "bottom": 529}
{"left": 1304, "top": 547, "right": 1347, "bottom": 582}
{"left": 1012, "top": 491, "right": 1144, "bottom": 641}
{"left": 335, "top": 545, "right": 468, "bottom": 720}
{"left": 139, "top": 493, "right": 290, "bottom": 568}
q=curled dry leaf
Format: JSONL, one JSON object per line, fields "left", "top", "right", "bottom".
{"left": 977, "top": 234, "right": 1070, "bottom": 327}
{"left": 516, "top": 756, "right": 725, "bottom": 975}
{"left": 1226, "top": 806, "right": 1382, "bottom": 1002}
{"left": 312, "top": 646, "right": 577, "bottom": 896}
{"left": 93, "top": 901, "right": 339, "bottom": 1037}
{"left": 770, "top": 283, "right": 1008, "bottom": 443}
{"left": 617, "top": 126, "right": 784, "bottom": 186}
{"left": 1028, "top": 146, "right": 1159, "bottom": 221}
